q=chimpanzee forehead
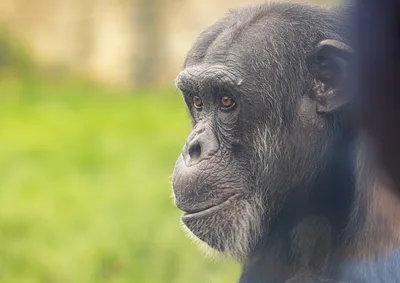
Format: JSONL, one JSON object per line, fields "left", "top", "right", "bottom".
{"left": 182, "top": 26, "right": 314, "bottom": 98}
{"left": 178, "top": 48, "right": 305, "bottom": 104}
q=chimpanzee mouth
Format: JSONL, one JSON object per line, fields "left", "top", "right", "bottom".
{"left": 182, "top": 194, "right": 239, "bottom": 219}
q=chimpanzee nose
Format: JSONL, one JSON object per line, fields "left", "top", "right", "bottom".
{"left": 183, "top": 127, "right": 219, "bottom": 166}
{"left": 188, "top": 140, "right": 202, "bottom": 160}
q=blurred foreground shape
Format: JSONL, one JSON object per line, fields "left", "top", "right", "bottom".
{"left": 353, "top": 0, "right": 400, "bottom": 191}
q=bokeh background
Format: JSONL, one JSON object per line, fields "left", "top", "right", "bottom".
{"left": 0, "top": 0, "right": 336, "bottom": 282}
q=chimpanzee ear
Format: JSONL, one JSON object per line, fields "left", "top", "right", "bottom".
{"left": 309, "top": 39, "right": 354, "bottom": 114}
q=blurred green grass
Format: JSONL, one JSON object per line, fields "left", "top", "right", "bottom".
{"left": 0, "top": 80, "right": 240, "bottom": 283}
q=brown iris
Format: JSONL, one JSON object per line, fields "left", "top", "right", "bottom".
{"left": 193, "top": 96, "right": 203, "bottom": 109}
{"left": 220, "top": 95, "right": 235, "bottom": 108}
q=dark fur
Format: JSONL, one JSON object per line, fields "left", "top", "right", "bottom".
{"left": 172, "top": 2, "right": 400, "bottom": 283}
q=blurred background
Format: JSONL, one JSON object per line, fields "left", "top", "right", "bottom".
{"left": 0, "top": 0, "right": 336, "bottom": 282}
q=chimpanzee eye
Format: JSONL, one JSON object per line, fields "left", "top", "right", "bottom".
{"left": 193, "top": 96, "right": 203, "bottom": 109}
{"left": 220, "top": 95, "right": 235, "bottom": 109}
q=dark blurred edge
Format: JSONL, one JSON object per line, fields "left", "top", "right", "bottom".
{"left": 352, "top": 0, "right": 400, "bottom": 191}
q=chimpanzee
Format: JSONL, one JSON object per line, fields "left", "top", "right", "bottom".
{"left": 171, "top": 2, "right": 400, "bottom": 283}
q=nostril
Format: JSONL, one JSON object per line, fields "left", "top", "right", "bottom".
{"left": 188, "top": 141, "right": 202, "bottom": 160}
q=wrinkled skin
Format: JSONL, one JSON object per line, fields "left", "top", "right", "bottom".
{"left": 172, "top": 2, "right": 400, "bottom": 283}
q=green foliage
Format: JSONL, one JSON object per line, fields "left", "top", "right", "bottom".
{"left": 0, "top": 81, "right": 240, "bottom": 283}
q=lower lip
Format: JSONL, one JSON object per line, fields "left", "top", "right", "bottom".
{"left": 182, "top": 194, "right": 238, "bottom": 219}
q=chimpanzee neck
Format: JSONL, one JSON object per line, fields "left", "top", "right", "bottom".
{"left": 239, "top": 140, "right": 356, "bottom": 283}
{"left": 309, "top": 138, "right": 356, "bottom": 231}
{"left": 274, "top": 137, "right": 356, "bottom": 235}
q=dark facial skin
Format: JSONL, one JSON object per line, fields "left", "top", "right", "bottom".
{"left": 173, "top": 64, "right": 266, "bottom": 256}
{"left": 172, "top": 3, "right": 400, "bottom": 283}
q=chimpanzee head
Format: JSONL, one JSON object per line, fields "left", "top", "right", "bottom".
{"left": 172, "top": 3, "right": 352, "bottom": 261}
